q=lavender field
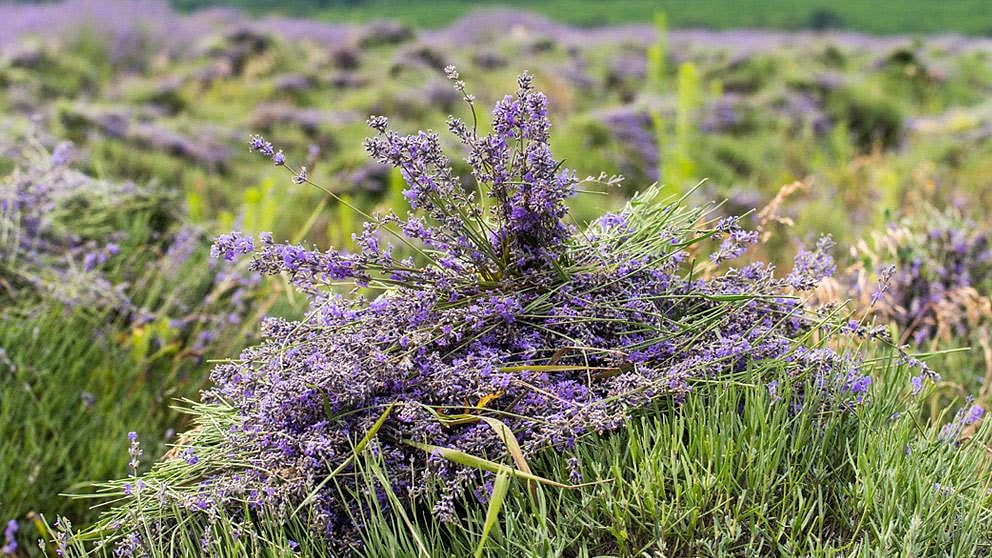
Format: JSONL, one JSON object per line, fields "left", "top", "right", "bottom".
{"left": 2, "top": 2, "right": 992, "bottom": 557}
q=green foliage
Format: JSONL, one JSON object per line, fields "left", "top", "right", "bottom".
{"left": 827, "top": 86, "right": 906, "bottom": 151}
{"left": 669, "top": 62, "right": 701, "bottom": 190}
{"left": 646, "top": 11, "right": 668, "bottom": 93}
{"left": 345, "top": 354, "right": 992, "bottom": 557}
{"left": 5, "top": 6, "right": 992, "bottom": 556}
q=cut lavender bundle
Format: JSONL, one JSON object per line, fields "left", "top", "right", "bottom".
{"left": 77, "top": 71, "right": 873, "bottom": 554}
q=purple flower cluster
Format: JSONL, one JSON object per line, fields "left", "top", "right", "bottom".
{"left": 856, "top": 211, "right": 992, "bottom": 344}
{"left": 710, "top": 216, "right": 760, "bottom": 264}
{"left": 210, "top": 232, "right": 255, "bottom": 262}
{"left": 940, "top": 401, "right": 986, "bottom": 442}
{"left": 787, "top": 235, "right": 837, "bottom": 290}
{"left": 1, "top": 519, "right": 16, "bottom": 555}
{"left": 1, "top": 142, "right": 137, "bottom": 310}
{"left": 107, "top": 74, "right": 865, "bottom": 552}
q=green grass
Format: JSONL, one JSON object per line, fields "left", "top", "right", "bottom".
{"left": 59, "top": 348, "right": 992, "bottom": 557}
{"left": 170, "top": 0, "right": 992, "bottom": 35}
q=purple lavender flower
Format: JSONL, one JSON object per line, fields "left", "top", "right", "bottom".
{"left": 710, "top": 222, "right": 759, "bottom": 265}
{"left": 787, "top": 236, "right": 836, "bottom": 290}
{"left": 50, "top": 141, "right": 75, "bottom": 167}
{"left": 854, "top": 211, "right": 992, "bottom": 343}
{"left": 940, "top": 400, "right": 986, "bottom": 442}
{"left": 910, "top": 376, "right": 923, "bottom": 396}
{"left": 248, "top": 134, "right": 275, "bottom": 159}
{"left": 210, "top": 232, "right": 255, "bottom": 262}
{"left": 965, "top": 404, "right": 985, "bottom": 425}
{"left": 182, "top": 447, "right": 199, "bottom": 465}
{"left": 597, "top": 212, "right": 628, "bottom": 230}
{"left": 1, "top": 519, "right": 17, "bottom": 555}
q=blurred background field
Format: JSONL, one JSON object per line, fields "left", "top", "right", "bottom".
{"left": 172, "top": 0, "right": 992, "bottom": 34}
{"left": 3, "top": 0, "right": 992, "bottom": 555}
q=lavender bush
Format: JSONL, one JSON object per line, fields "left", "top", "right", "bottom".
{"left": 0, "top": 142, "right": 262, "bottom": 354}
{"left": 850, "top": 208, "right": 992, "bottom": 346}
{"left": 0, "top": 141, "right": 271, "bottom": 539}
{"left": 69, "top": 71, "right": 903, "bottom": 555}
{"left": 1, "top": 142, "right": 153, "bottom": 310}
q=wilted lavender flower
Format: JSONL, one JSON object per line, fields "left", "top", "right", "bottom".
{"left": 871, "top": 264, "right": 896, "bottom": 305}
{"left": 566, "top": 456, "right": 583, "bottom": 484}
{"left": 444, "top": 64, "right": 474, "bottom": 103}
{"left": 766, "top": 380, "right": 780, "bottom": 402}
{"left": 53, "top": 516, "right": 72, "bottom": 557}
{"left": 127, "top": 432, "right": 142, "bottom": 475}
{"left": 293, "top": 166, "right": 308, "bottom": 185}
{"left": 934, "top": 482, "right": 955, "bottom": 496}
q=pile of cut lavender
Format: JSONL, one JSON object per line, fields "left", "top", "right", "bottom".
{"left": 80, "top": 72, "right": 881, "bottom": 553}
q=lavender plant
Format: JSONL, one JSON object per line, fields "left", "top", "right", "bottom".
{"left": 1, "top": 142, "right": 154, "bottom": 310}
{"left": 0, "top": 141, "right": 264, "bottom": 357}
{"left": 0, "top": 141, "right": 271, "bottom": 545}
{"left": 850, "top": 207, "right": 992, "bottom": 346}
{"left": 67, "top": 71, "right": 896, "bottom": 555}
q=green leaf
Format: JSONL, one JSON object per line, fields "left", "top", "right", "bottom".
{"left": 474, "top": 471, "right": 510, "bottom": 558}
{"left": 402, "top": 439, "right": 575, "bottom": 489}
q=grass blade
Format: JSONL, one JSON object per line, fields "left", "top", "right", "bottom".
{"left": 474, "top": 471, "right": 510, "bottom": 558}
